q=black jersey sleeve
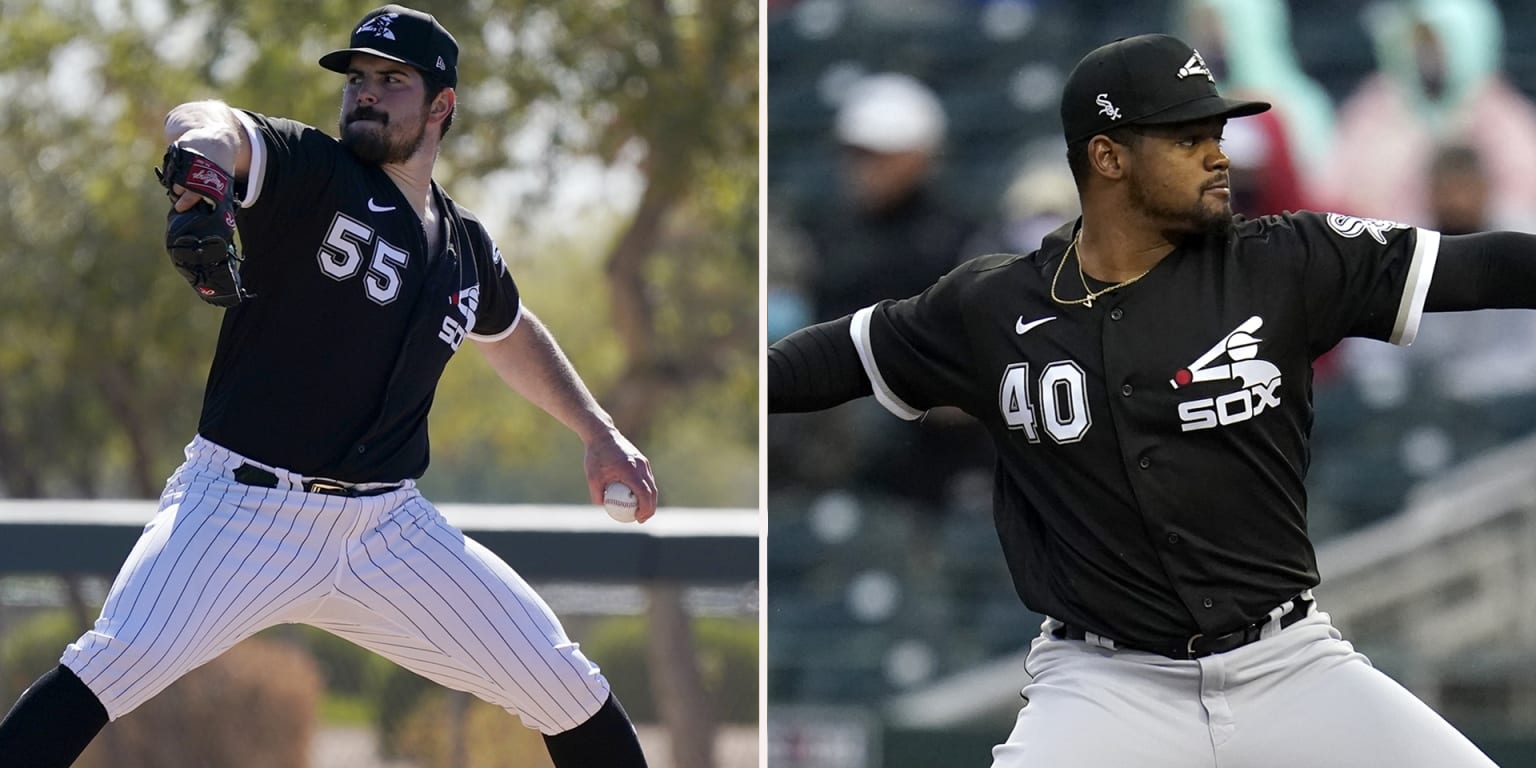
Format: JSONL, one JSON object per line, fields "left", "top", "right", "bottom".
{"left": 769, "top": 315, "right": 873, "bottom": 413}
{"left": 1427, "top": 231, "right": 1536, "bottom": 311}
{"left": 460, "top": 214, "right": 521, "bottom": 341}
{"left": 1281, "top": 211, "right": 1441, "bottom": 352}
{"left": 849, "top": 263, "right": 976, "bottom": 420}
{"left": 231, "top": 111, "right": 339, "bottom": 232}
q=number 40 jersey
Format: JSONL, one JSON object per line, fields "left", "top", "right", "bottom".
{"left": 850, "top": 212, "right": 1439, "bottom": 650}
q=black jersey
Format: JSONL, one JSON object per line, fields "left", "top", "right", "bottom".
{"left": 853, "top": 211, "right": 1441, "bottom": 648}
{"left": 194, "top": 111, "right": 521, "bottom": 483}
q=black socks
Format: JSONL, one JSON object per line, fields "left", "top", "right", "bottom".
{"left": 0, "top": 665, "right": 109, "bottom": 768}
{"left": 542, "top": 693, "right": 649, "bottom": 768}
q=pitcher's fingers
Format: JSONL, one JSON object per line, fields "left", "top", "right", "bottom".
{"left": 173, "top": 188, "right": 204, "bottom": 212}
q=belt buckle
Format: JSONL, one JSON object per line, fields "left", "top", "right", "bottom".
{"left": 306, "top": 479, "right": 351, "bottom": 496}
{"left": 1185, "top": 632, "right": 1205, "bottom": 659}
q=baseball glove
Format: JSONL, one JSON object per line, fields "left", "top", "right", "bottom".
{"left": 154, "top": 145, "right": 253, "bottom": 307}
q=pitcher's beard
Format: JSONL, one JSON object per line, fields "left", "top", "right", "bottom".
{"left": 340, "top": 119, "right": 425, "bottom": 165}
{"left": 1130, "top": 176, "right": 1234, "bottom": 238}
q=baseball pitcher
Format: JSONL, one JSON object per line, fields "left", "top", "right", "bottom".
{"left": 771, "top": 34, "right": 1514, "bottom": 767}
{"left": 0, "top": 6, "right": 657, "bottom": 767}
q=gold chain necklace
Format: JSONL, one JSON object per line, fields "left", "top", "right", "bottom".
{"left": 1049, "top": 231, "right": 1154, "bottom": 308}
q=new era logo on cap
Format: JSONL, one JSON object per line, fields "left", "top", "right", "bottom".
{"left": 319, "top": 4, "right": 459, "bottom": 87}
{"left": 1060, "top": 34, "right": 1268, "bottom": 143}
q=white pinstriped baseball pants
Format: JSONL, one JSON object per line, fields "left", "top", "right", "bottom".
{"left": 61, "top": 436, "right": 609, "bottom": 734}
{"left": 990, "top": 611, "right": 1497, "bottom": 767}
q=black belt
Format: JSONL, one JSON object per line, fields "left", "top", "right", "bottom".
{"left": 1051, "top": 594, "right": 1315, "bottom": 660}
{"left": 233, "top": 462, "right": 401, "bottom": 498}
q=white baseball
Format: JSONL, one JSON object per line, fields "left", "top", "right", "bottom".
{"left": 603, "top": 482, "right": 638, "bottom": 523}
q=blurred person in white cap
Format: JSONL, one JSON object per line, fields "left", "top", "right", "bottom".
{"left": 804, "top": 72, "right": 980, "bottom": 322}
{"left": 789, "top": 71, "right": 988, "bottom": 514}
{"left": 964, "top": 139, "right": 1081, "bottom": 258}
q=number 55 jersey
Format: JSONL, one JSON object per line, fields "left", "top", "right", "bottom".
{"left": 197, "top": 111, "right": 522, "bottom": 484}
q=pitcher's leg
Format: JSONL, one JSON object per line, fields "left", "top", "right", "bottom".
{"left": 0, "top": 666, "right": 108, "bottom": 768}
{"left": 1219, "top": 614, "right": 1496, "bottom": 768}
{"left": 330, "top": 496, "right": 645, "bottom": 765}
{"left": 62, "top": 472, "right": 344, "bottom": 719}
{"left": 991, "top": 636, "right": 1217, "bottom": 768}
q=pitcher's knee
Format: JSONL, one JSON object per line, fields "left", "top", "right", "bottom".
{"left": 60, "top": 631, "right": 201, "bottom": 721}
{"left": 498, "top": 647, "right": 612, "bottom": 735}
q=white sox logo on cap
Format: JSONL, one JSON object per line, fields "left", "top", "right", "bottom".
{"left": 1060, "top": 34, "right": 1268, "bottom": 143}
{"left": 1096, "top": 93, "right": 1121, "bottom": 120}
{"left": 1171, "top": 315, "right": 1281, "bottom": 432}
{"left": 1178, "top": 50, "right": 1215, "bottom": 83}
{"left": 357, "top": 13, "right": 399, "bottom": 39}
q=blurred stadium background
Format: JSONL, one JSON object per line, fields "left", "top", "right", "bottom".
{"left": 767, "top": 0, "right": 1536, "bottom": 765}
{"left": 0, "top": 0, "right": 758, "bottom": 766}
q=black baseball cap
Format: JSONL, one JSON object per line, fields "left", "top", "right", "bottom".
{"left": 1060, "top": 34, "right": 1268, "bottom": 143}
{"left": 319, "top": 5, "right": 458, "bottom": 87}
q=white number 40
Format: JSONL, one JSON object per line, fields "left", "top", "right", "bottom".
{"left": 318, "top": 213, "right": 410, "bottom": 305}
{"left": 998, "top": 361, "right": 1092, "bottom": 444}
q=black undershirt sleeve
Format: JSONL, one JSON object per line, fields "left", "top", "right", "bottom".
{"left": 768, "top": 315, "right": 874, "bottom": 413}
{"left": 1426, "top": 231, "right": 1536, "bottom": 311}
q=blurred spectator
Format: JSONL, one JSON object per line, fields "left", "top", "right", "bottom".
{"left": 1318, "top": 0, "right": 1536, "bottom": 231}
{"left": 1175, "top": 0, "right": 1324, "bottom": 214}
{"left": 1427, "top": 143, "right": 1493, "bottom": 235}
{"left": 1314, "top": 141, "right": 1536, "bottom": 531}
{"left": 785, "top": 71, "right": 992, "bottom": 514}
{"left": 963, "top": 139, "right": 1078, "bottom": 256}
{"left": 800, "top": 72, "right": 981, "bottom": 321}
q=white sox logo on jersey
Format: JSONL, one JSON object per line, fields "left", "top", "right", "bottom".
{"left": 1325, "top": 213, "right": 1406, "bottom": 245}
{"left": 439, "top": 285, "right": 479, "bottom": 350}
{"left": 357, "top": 13, "right": 399, "bottom": 39}
{"left": 1170, "top": 315, "right": 1281, "bottom": 432}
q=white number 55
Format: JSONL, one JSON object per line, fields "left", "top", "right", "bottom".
{"left": 317, "top": 213, "right": 410, "bottom": 305}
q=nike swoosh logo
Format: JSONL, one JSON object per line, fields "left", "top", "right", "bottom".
{"left": 1016, "top": 316, "right": 1056, "bottom": 335}
{"left": 367, "top": 198, "right": 396, "bottom": 212}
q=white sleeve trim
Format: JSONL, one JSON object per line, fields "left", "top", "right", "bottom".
{"left": 232, "top": 110, "right": 267, "bottom": 209}
{"left": 467, "top": 297, "right": 522, "bottom": 343}
{"left": 851, "top": 305, "right": 924, "bottom": 421}
{"left": 1389, "top": 228, "right": 1441, "bottom": 346}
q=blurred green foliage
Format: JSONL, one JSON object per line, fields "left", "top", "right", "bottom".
{"left": 0, "top": 610, "right": 79, "bottom": 703}
{"left": 581, "top": 614, "right": 758, "bottom": 724}
{"left": 395, "top": 689, "right": 558, "bottom": 767}
{"left": 0, "top": 0, "right": 759, "bottom": 507}
{"left": 0, "top": 610, "right": 323, "bottom": 768}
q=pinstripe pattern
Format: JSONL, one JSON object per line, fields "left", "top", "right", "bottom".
{"left": 62, "top": 436, "right": 608, "bottom": 732}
